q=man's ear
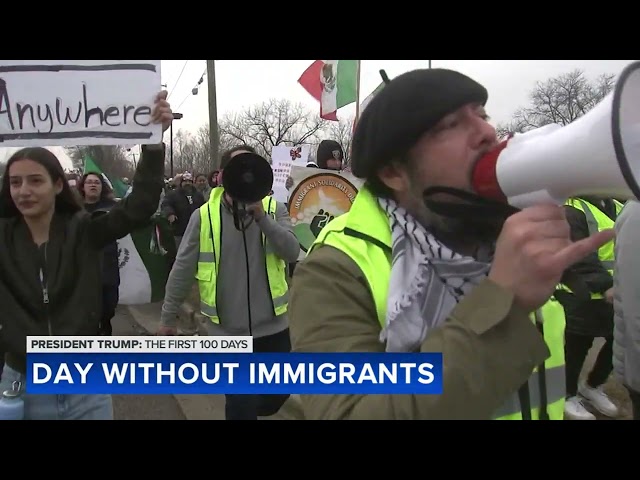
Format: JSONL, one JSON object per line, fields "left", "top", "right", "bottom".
{"left": 377, "top": 161, "right": 409, "bottom": 193}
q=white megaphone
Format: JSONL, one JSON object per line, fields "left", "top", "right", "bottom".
{"left": 472, "top": 60, "right": 640, "bottom": 209}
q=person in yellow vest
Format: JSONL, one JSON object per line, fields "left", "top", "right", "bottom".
{"left": 288, "top": 68, "right": 614, "bottom": 420}
{"left": 157, "top": 145, "right": 301, "bottom": 420}
{"left": 556, "top": 196, "right": 623, "bottom": 420}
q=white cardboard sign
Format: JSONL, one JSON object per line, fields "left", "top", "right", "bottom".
{"left": 270, "top": 144, "right": 310, "bottom": 203}
{"left": 0, "top": 60, "right": 162, "bottom": 147}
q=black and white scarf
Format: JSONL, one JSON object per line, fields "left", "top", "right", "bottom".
{"left": 378, "top": 197, "right": 492, "bottom": 352}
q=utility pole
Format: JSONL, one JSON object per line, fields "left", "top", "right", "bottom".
{"left": 206, "top": 60, "right": 219, "bottom": 170}
{"left": 170, "top": 112, "right": 183, "bottom": 176}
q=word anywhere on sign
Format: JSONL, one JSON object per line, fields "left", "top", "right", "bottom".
{"left": 0, "top": 60, "right": 162, "bottom": 147}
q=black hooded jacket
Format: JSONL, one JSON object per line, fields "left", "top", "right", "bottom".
{"left": 558, "top": 197, "right": 618, "bottom": 336}
{"left": 160, "top": 186, "right": 205, "bottom": 236}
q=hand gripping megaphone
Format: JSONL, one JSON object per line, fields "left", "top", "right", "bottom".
{"left": 221, "top": 152, "right": 274, "bottom": 231}
{"left": 472, "top": 60, "right": 640, "bottom": 208}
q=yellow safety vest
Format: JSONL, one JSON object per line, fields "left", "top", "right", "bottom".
{"left": 197, "top": 187, "right": 290, "bottom": 324}
{"left": 560, "top": 198, "right": 623, "bottom": 299}
{"left": 310, "top": 186, "right": 566, "bottom": 420}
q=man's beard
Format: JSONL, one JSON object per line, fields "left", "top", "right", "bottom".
{"left": 426, "top": 211, "right": 505, "bottom": 246}
{"left": 408, "top": 182, "right": 516, "bottom": 248}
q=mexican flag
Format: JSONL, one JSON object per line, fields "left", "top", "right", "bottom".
{"left": 117, "top": 215, "right": 176, "bottom": 305}
{"left": 83, "top": 155, "right": 176, "bottom": 305}
{"left": 298, "top": 60, "right": 358, "bottom": 121}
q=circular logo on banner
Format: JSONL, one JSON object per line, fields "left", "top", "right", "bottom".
{"left": 288, "top": 173, "right": 359, "bottom": 252}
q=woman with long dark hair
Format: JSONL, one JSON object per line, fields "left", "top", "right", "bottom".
{"left": 77, "top": 172, "right": 119, "bottom": 336}
{"left": 0, "top": 90, "right": 174, "bottom": 420}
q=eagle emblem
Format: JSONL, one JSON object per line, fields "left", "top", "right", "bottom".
{"left": 321, "top": 63, "right": 336, "bottom": 93}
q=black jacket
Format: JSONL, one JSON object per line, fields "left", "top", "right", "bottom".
{"left": 85, "top": 199, "right": 120, "bottom": 287}
{"left": 557, "top": 197, "right": 617, "bottom": 336}
{"left": 160, "top": 187, "right": 205, "bottom": 237}
{"left": 0, "top": 144, "right": 165, "bottom": 372}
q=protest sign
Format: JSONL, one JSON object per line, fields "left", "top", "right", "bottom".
{"left": 271, "top": 144, "right": 310, "bottom": 203}
{"left": 287, "top": 165, "right": 364, "bottom": 257}
{"left": 0, "top": 60, "right": 162, "bottom": 147}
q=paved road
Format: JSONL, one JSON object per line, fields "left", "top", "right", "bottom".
{"left": 126, "top": 301, "right": 305, "bottom": 420}
{"left": 110, "top": 306, "right": 186, "bottom": 420}
{"left": 582, "top": 338, "right": 631, "bottom": 420}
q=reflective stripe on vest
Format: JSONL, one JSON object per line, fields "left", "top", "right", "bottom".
{"left": 493, "top": 301, "right": 566, "bottom": 420}
{"left": 197, "top": 187, "right": 289, "bottom": 323}
{"left": 311, "top": 186, "right": 566, "bottom": 420}
{"left": 559, "top": 198, "right": 622, "bottom": 298}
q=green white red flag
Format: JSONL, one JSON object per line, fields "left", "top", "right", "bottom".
{"left": 298, "top": 60, "right": 358, "bottom": 121}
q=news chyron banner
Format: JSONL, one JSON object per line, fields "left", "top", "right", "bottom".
{"left": 25, "top": 336, "right": 443, "bottom": 395}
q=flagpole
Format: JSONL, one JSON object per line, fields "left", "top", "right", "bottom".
{"left": 354, "top": 60, "right": 362, "bottom": 124}
{"left": 76, "top": 146, "right": 84, "bottom": 173}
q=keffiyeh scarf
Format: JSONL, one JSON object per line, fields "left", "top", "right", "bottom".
{"left": 378, "top": 197, "right": 492, "bottom": 352}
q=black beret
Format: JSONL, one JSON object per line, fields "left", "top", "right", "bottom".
{"left": 351, "top": 68, "right": 488, "bottom": 179}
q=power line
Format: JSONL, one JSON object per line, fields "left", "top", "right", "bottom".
{"left": 167, "top": 60, "right": 189, "bottom": 100}
{"left": 175, "top": 68, "right": 206, "bottom": 111}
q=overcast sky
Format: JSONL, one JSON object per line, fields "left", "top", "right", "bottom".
{"left": 0, "top": 60, "right": 634, "bottom": 170}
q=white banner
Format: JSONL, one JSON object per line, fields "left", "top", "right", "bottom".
{"left": 0, "top": 60, "right": 162, "bottom": 147}
{"left": 287, "top": 166, "right": 364, "bottom": 258}
{"left": 271, "top": 144, "right": 310, "bottom": 203}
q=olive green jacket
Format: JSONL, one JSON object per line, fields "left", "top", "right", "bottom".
{"left": 288, "top": 245, "right": 551, "bottom": 420}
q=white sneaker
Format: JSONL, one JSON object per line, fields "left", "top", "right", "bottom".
{"left": 579, "top": 384, "right": 619, "bottom": 418}
{"left": 564, "top": 396, "right": 596, "bottom": 420}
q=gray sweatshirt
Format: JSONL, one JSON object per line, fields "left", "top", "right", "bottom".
{"left": 160, "top": 200, "right": 300, "bottom": 338}
{"left": 612, "top": 200, "right": 640, "bottom": 392}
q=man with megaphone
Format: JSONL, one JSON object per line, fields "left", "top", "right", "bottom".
{"left": 158, "top": 145, "right": 300, "bottom": 420}
{"left": 288, "top": 67, "right": 614, "bottom": 420}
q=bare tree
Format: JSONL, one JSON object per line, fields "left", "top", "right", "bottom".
{"left": 168, "top": 123, "right": 239, "bottom": 176}
{"left": 64, "top": 145, "right": 134, "bottom": 180}
{"left": 496, "top": 70, "right": 616, "bottom": 135}
{"left": 169, "top": 129, "right": 199, "bottom": 175}
{"left": 165, "top": 98, "right": 345, "bottom": 176}
{"left": 219, "top": 98, "right": 327, "bottom": 159}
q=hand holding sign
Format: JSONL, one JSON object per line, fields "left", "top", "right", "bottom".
{"left": 151, "top": 90, "right": 173, "bottom": 134}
